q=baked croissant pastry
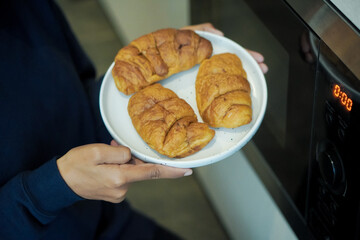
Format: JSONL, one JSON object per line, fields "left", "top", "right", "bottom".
{"left": 112, "top": 28, "right": 213, "bottom": 95}
{"left": 195, "top": 53, "right": 252, "bottom": 128}
{"left": 128, "top": 83, "right": 215, "bottom": 158}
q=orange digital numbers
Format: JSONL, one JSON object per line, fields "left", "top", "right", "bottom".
{"left": 333, "top": 84, "right": 340, "bottom": 97}
{"left": 346, "top": 99, "right": 353, "bottom": 111}
{"left": 333, "top": 84, "right": 352, "bottom": 111}
{"left": 341, "top": 92, "right": 347, "bottom": 105}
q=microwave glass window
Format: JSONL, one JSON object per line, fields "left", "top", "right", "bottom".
{"left": 191, "top": 0, "right": 317, "bottom": 222}
{"left": 205, "top": 0, "right": 290, "bottom": 147}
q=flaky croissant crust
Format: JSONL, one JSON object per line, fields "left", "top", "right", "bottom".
{"left": 112, "top": 28, "right": 213, "bottom": 95}
{"left": 196, "top": 53, "right": 252, "bottom": 128}
{"left": 128, "top": 83, "right": 215, "bottom": 158}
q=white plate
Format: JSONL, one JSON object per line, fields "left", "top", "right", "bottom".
{"left": 99, "top": 31, "right": 267, "bottom": 168}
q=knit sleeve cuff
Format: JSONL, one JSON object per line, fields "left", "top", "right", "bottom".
{"left": 23, "top": 157, "right": 83, "bottom": 219}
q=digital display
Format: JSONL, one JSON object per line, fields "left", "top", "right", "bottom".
{"left": 333, "top": 84, "right": 353, "bottom": 111}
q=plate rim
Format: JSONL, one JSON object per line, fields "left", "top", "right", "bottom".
{"left": 99, "top": 31, "right": 268, "bottom": 168}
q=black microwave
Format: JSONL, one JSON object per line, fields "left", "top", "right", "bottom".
{"left": 191, "top": 0, "right": 360, "bottom": 239}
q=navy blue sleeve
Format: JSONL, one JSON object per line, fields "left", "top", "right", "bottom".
{"left": 0, "top": 0, "right": 99, "bottom": 239}
{"left": 0, "top": 158, "right": 82, "bottom": 239}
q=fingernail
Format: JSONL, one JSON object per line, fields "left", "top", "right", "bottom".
{"left": 184, "top": 170, "right": 193, "bottom": 176}
{"left": 262, "top": 64, "right": 269, "bottom": 74}
{"left": 257, "top": 54, "right": 264, "bottom": 62}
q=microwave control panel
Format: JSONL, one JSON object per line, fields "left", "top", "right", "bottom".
{"left": 307, "top": 43, "right": 360, "bottom": 240}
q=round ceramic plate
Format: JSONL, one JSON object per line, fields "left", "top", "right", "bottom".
{"left": 99, "top": 31, "right": 267, "bottom": 168}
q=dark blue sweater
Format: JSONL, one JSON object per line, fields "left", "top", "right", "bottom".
{"left": 0, "top": 0, "right": 158, "bottom": 239}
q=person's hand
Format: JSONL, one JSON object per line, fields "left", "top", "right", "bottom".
{"left": 246, "top": 50, "right": 268, "bottom": 74}
{"left": 300, "top": 31, "right": 315, "bottom": 63}
{"left": 181, "top": 22, "right": 224, "bottom": 36}
{"left": 181, "top": 23, "right": 268, "bottom": 74}
{"left": 57, "top": 141, "right": 192, "bottom": 203}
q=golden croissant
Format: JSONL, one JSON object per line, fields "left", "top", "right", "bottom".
{"left": 195, "top": 53, "right": 252, "bottom": 128}
{"left": 128, "top": 83, "right": 215, "bottom": 158}
{"left": 112, "top": 28, "right": 213, "bottom": 95}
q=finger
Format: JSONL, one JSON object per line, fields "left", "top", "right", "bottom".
{"left": 122, "top": 164, "right": 193, "bottom": 183}
{"left": 110, "top": 140, "right": 120, "bottom": 146}
{"left": 92, "top": 144, "right": 132, "bottom": 165}
{"left": 181, "top": 23, "right": 224, "bottom": 36}
{"left": 246, "top": 49, "right": 264, "bottom": 63}
{"left": 259, "top": 63, "right": 269, "bottom": 74}
{"left": 129, "top": 156, "right": 145, "bottom": 165}
{"left": 124, "top": 156, "right": 144, "bottom": 165}
{"left": 305, "top": 53, "right": 314, "bottom": 63}
{"left": 300, "top": 32, "right": 311, "bottom": 52}
{"left": 202, "top": 25, "right": 224, "bottom": 36}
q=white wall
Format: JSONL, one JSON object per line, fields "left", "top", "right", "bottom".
{"left": 99, "top": 0, "right": 190, "bottom": 44}
{"left": 328, "top": 0, "right": 360, "bottom": 29}
{"left": 196, "top": 148, "right": 298, "bottom": 240}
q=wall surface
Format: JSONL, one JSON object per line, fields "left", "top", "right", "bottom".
{"left": 328, "top": 0, "right": 360, "bottom": 29}
{"left": 99, "top": 0, "right": 190, "bottom": 44}
{"left": 196, "top": 148, "right": 298, "bottom": 240}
